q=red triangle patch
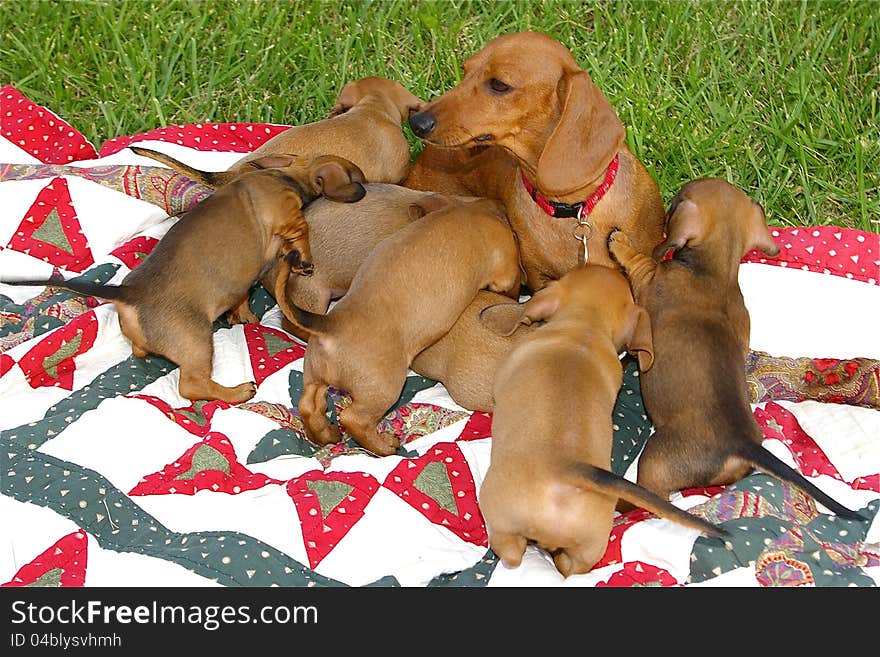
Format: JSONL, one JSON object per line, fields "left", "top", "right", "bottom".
{"left": 244, "top": 323, "right": 305, "bottom": 385}
{"left": 1, "top": 85, "right": 97, "bottom": 164}
{"left": 0, "top": 353, "right": 13, "bottom": 378}
{"left": 595, "top": 561, "right": 679, "bottom": 587}
{"left": 6, "top": 177, "right": 94, "bottom": 272}
{"left": 110, "top": 235, "right": 159, "bottom": 270}
{"left": 384, "top": 442, "right": 487, "bottom": 546}
{"left": 287, "top": 470, "right": 381, "bottom": 568}
{"left": 131, "top": 395, "right": 230, "bottom": 437}
{"left": 17, "top": 310, "right": 98, "bottom": 390}
{"left": 2, "top": 530, "right": 88, "bottom": 587}
{"left": 129, "top": 431, "right": 282, "bottom": 496}
{"left": 455, "top": 410, "right": 493, "bottom": 442}
{"left": 755, "top": 401, "right": 879, "bottom": 492}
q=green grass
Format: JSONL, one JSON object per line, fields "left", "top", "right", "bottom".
{"left": 2, "top": 0, "right": 877, "bottom": 232}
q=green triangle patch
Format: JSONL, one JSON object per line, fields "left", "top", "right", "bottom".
{"left": 414, "top": 461, "right": 457, "bottom": 515}
{"left": 307, "top": 480, "right": 354, "bottom": 517}
{"left": 32, "top": 208, "right": 74, "bottom": 253}
{"left": 175, "top": 444, "right": 230, "bottom": 480}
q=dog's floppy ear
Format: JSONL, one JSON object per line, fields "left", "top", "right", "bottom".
{"left": 309, "top": 157, "right": 367, "bottom": 203}
{"left": 480, "top": 282, "right": 561, "bottom": 336}
{"left": 747, "top": 202, "right": 780, "bottom": 256}
{"left": 329, "top": 80, "right": 364, "bottom": 117}
{"left": 652, "top": 198, "right": 703, "bottom": 261}
{"left": 245, "top": 154, "right": 305, "bottom": 170}
{"left": 408, "top": 193, "right": 455, "bottom": 220}
{"left": 537, "top": 71, "right": 625, "bottom": 197}
{"left": 625, "top": 304, "right": 654, "bottom": 372}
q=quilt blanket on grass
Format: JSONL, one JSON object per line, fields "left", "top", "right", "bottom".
{"left": 1, "top": 84, "right": 879, "bottom": 588}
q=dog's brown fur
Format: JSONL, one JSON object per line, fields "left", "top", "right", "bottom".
{"left": 260, "top": 184, "right": 466, "bottom": 341}
{"left": 4, "top": 154, "right": 365, "bottom": 404}
{"left": 405, "top": 31, "right": 665, "bottom": 292}
{"left": 288, "top": 196, "right": 522, "bottom": 456}
{"left": 477, "top": 264, "right": 728, "bottom": 577}
{"left": 131, "top": 76, "right": 423, "bottom": 187}
{"left": 608, "top": 178, "right": 863, "bottom": 520}
{"left": 410, "top": 290, "right": 537, "bottom": 412}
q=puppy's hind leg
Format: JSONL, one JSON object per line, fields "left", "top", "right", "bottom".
{"left": 338, "top": 398, "right": 401, "bottom": 457}
{"left": 298, "top": 380, "right": 344, "bottom": 447}
{"left": 166, "top": 317, "right": 256, "bottom": 403}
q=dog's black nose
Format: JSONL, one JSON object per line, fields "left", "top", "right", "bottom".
{"left": 409, "top": 111, "right": 437, "bottom": 138}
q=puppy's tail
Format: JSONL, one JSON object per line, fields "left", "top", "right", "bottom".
{"left": 567, "top": 463, "right": 729, "bottom": 538}
{"left": 129, "top": 146, "right": 236, "bottom": 188}
{"left": 737, "top": 441, "right": 866, "bottom": 520}
{"left": 2, "top": 276, "right": 133, "bottom": 303}
{"left": 272, "top": 261, "right": 329, "bottom": 337}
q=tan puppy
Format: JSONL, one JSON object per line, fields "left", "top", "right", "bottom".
{"left": 478, "top": 264, "right": 728, "bottom": 577}
{"left": 406, "top": 31, "right": 665, "bottom": 292}
{"left": 288, "top": 196, "right": 522, "bottom": 456}
{"left": 410, "top": 290, "right": 537, "bottom": 412}
{"left": 262, "top": 183, "right": 466, "bottom": 340}
{"left": 131, "top": 76, "right": 424, "bottom": 186}
{"left": 3, "top": 154, "right": 365, "bottom": 404}
{"left": 608, "top": 178, "right": 863, "bottom": 520}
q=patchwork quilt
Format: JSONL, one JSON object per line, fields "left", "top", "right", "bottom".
{"left": 1, "top": 84, "right": 878, "bottom": 588}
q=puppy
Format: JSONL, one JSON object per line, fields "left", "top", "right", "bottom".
{"left": 478, "top": 264, "right": 728, "bottom": 577}
{"left": 262, "top": 183, "right": 466, "bottom": 341}
{"left": 131, "top": 76, "right": 424, "bottom": 187}
{"left": 287, "top": 196, "right": 522, "bottom": 456}
{"left": 3, "top": 154, "right": 365, "bottom": 404}
{"left": 410, "top": 290, "right": 537, "bottom": 412}
{"left": 608, "top": 178, "right": 863, "bottom": 519}
{"left": 406, "top": 31, "right": 665, "bottom": 292}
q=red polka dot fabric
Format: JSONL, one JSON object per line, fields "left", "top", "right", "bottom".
{"left": 100, "top": 122, "right": 291, "bottom": 157}
{"left": 1, "top": 84, "right": 98, "bottom": 163}
{"left": 744, "top": 226, "right": 879, "bottom": 286}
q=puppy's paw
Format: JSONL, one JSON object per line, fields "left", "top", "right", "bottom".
{"left": 229, "top": 381, "right": 257, "bottom": 404}
{"left": 361, "top": 431, "right": 401, "bottom": 457}
{"left": 286, "top": 250, "right": 314, "bottom": 277}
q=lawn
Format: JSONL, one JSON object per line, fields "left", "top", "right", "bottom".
{"left": 2, "top": 0, "right": 877, "bottom": 232}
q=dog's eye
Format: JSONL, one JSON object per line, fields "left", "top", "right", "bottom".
{"left": 487, "top": 78, "right": 511, "bottom": 94}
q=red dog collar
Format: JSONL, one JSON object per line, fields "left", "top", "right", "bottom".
{"left": 521, "top": 153, "right": 619, "bottom": 219}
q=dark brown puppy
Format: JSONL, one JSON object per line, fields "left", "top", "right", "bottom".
{"left": 608, "top": 178, "right": 863, "bottom": 519}
{"left": 131, "top": 76, "right": 423, "bottom": 187}
{"left": 477, "top": 265, "right": 727, "bottom": 577}
{"left": 288, "top": 196, "right": 522, "bottom": 456}
{"left": 4, "top": 154, "right": 365, "bottom": 404}
{"left": 405, "top": 31, "right": 665, "bottom": 292}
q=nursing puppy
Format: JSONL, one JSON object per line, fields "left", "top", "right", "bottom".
{"left": 608, "top": 178, "right": 863, "bottom": 519}
{"left": 410, "top": 290, "right": 537, "bottom": 412}
{"left": 3, "top": 154, "right": 365, "bottom": 404}
{"left": 478, "top": 265, "right": 728, "bottom": 577}
{"left": 288, "top": 196, "right": 522, "bottom": 456}
{"left": 263, "top": 184, "right": 466, "bottom": 341}
{"left": 131, "top": 76, "right": 424, "bottom": 187}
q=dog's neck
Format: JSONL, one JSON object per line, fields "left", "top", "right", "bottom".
{"left": 518, "top": 154, "right": 619, "bottom": 219}
{"left": 667, "top": 244, "right": 741, "bottom": 287}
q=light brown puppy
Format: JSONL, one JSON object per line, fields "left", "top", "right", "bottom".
{"left": 263, "top": 183, "right": 466, "bottom": 341}
{"left": 4, "top": 154, "right": 365, "bottom": 404}
{"left": 288, "top": 196, "right": 522, "bottom": 456}
{"left": 607, "top": 178, "right": 863, "bottom": 520}
{"left": 131, "top": 76, "right": 424, "bottom": 187}
{"left": 410, "top": 290, "right": 537, "bottom": 412}
{"left": 405, "top": 31, "right": 665, "bottom": 292}
{"left": 478, "top": 264, "right": 728, "bottom": 577}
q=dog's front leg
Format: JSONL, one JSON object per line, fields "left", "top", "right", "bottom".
{"left": 608, "top": 229, "right": 656, "bottom": 302}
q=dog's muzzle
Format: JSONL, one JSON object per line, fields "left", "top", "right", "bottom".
{"left": 409, "top": 111, "right": 437, "bottom": 138}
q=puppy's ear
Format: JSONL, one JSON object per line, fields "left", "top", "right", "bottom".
{"left": 479, "top": 302, "right": 526, "bottom": 337}
{"left": 408, "top": 193, "right": 455, "bottom": 219}
{"left": 309, "top": 157, "right": 367, "bottom": 203}
{"left": 748, "top": 202, "right": 780, "bottom": 256}
{"left": 246, "top": 154, "right": 303, "bottom": 170}
{"left": 652, "top": 198, "right": 702, "bottom": 261}
{"left": 625, "top": 305, "right": 654, "bottom": 372}
{"left": 329, "top": 80, "right": 363, "bottom": 117}
{"left": 537, "top": 71, "right": 625, "bottom": 197}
